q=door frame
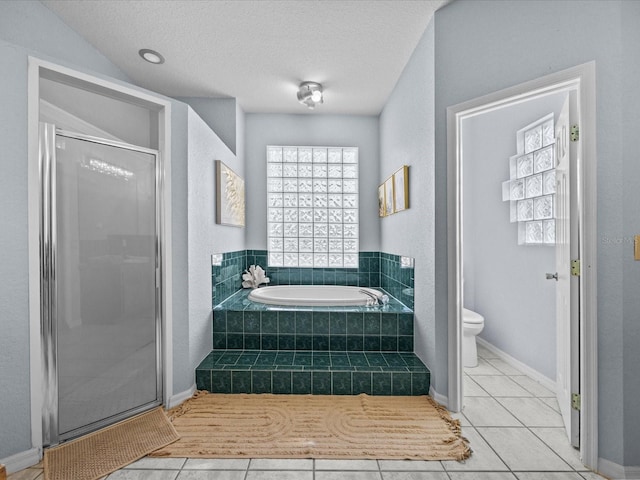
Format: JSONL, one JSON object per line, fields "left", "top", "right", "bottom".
{"left": 446, "top": 62, "right": 597, "bottom": 468}
{"left": 27, "top": 57, "right": 174, "bottom": 453}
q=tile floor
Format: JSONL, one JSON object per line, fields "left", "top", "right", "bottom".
{"left": 8, "top": 343, "right": 607, "bottom": 480}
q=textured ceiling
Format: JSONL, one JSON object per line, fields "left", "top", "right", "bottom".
{"left": 42, "top": 0, "right": 447, "bottom": 115}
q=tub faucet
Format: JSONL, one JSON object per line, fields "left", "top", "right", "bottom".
{"left": 359, "top": 289, "right": 389, "bottom": 306}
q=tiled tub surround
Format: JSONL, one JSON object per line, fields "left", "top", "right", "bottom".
{"left": 196, "top": 289, "right": 429, "bottom": 395}
{"left": 212, "top": 250, "right": 414, "bottom": 310}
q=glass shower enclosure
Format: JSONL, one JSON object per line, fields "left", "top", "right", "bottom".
{"left": 39, "top": 123, "right": 163, "bottom": 445}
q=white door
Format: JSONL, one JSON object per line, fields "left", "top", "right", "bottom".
{"left": 554, "top": 94, "right": 580, "bottom": 447}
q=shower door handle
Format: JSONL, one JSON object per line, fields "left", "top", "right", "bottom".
{"left": 546, "top": 272, "right": 558, "bottom": 281}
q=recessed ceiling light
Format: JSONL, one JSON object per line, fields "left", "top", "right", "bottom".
{"left": 139, "top": 48, "right": 165, "bottom": 64}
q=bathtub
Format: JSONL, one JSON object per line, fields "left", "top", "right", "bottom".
{"left": 248, "top": 285, "right": 384, "bottom": 307}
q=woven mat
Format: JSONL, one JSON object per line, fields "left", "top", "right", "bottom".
{"left": 44, "top": 407, "right": 179, "bottom": 480}
{"left": 151, "top": 392, "right": 470, "bottom": 460}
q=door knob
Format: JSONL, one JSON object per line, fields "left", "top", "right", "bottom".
{"left": 546, "top": 272, "right": 558, "bottom": 281}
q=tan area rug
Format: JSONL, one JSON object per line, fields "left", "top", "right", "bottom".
{"left": 151, "top": 392, "right": 470, "bottom": 461}
{"left": 44, "top": 407, "right": 179, "bottom": 480}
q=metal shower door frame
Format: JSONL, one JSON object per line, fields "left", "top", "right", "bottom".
{"left": 39, "top": 123, "right": 164, "bottom": 446}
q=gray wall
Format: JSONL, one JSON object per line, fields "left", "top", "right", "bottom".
{"left": 0, "top": 0, "right": 130, "bottom": 459}
{"left": 379, "top": 22, "right": 436, "bottom": 389}
{"left": 0, "top": 0, "right": 194, "bottom": 460}
{"left": 244, "top": 114, "right": 380, "bottom": 252}
{"left": 462, "top": 93, "right": 567, "bottom": 381}
{"left": 187, "top": 107, "right": 241, "bottom": 373}
{"left": 433, "top": 0, "right": 639, "bottom": 467}
{"left": 177, "top": 97, "right": 238, "bottom": 154}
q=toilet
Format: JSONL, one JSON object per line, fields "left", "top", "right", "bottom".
{"left": 462, "top": 308, "right": 485, "bottom": 368}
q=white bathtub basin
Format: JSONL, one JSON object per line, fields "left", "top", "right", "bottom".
{"left": 247, "top": 285, "right": 383, "bottom": 307}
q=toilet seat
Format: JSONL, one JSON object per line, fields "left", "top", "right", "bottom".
{"left": 463, "top": 308, "right": 484, "bottom": 325}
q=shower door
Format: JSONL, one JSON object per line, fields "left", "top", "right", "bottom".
{"left": 40, "top": 123, "right": 162, "bottom": 445}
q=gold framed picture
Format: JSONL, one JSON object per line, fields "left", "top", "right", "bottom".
{"left": 384, "top": 176, "right": 394, "bottom": 217}
{"left": 378, "top": 183, "right": 386, "bottom": 217}
{"left": 393, "top": 165, "right": 409, "bottom": 213}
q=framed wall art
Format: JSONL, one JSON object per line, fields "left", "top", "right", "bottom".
{"left": 378, "top": 183, "right": 386, "bottom": 217}
{"left": 215, "top": 160, "right": 245, "bottom": 227}
{"left": 384, "top": 176, "right": 394, "bottom": 217}
{"left": 393, "top": 165, "right": 409, "bottom": 213}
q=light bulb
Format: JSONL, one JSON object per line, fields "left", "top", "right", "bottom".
{"left": 311, "top": 90, "right": 323, "bottom": 103}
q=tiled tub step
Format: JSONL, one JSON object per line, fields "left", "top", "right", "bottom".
{"left": 196, "top": 350, "right": 430, "bottom": 396}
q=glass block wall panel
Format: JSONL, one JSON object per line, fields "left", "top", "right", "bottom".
{"left": 503, "top": 114, "right": 557, "bottom": 245}
{"left": 267, "top": 146, "right": 358, "bottom": 268}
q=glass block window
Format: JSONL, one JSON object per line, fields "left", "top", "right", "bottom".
{"left": 266, "top": 146, "right": 359, "bottom": 268}
{"left": 502, "top": 113, "right": 556, "bottom": 245}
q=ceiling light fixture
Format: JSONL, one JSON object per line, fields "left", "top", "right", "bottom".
{"left": 139, "top": 48, "right": 165, "bottom": 64}
{"left": 297, "top": 81, "right": 324, "bottom": 109}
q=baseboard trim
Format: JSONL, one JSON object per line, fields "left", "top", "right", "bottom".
{"left": 0, "top": 448, "right": 40, "bottom": 474}
{"left": 476, "top": 337, "right": 557, "bottom": 394}
{"left": 167, "top": 383, "right": 196, "bottom": 409}
{"left": 598, "top": 457, "right": 640, "bottom": 480}
{"left": 429, "top": 386, "right": 449, "bottom": 409}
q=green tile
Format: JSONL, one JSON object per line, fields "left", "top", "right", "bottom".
{"left": 366, "top": 353, "right": 387, "bottom": 366}
{"left": 261, "top": 311, "right": 278, "bottom": 333}
{"left": 346, "top": 313, "right": 364, "bottom": 334}
{"left": 412, "top": 372, "right": 430, "bottom": 395}
{"left": 296, "top": 335, "right": 313, "bottom": 350}
{"left": 392, "top": 372, "right": 412, "bottom": 395}
{"left": 330, "top": 335, "right": 347, "bottom": 351}
{"left": 237, "top": 353, "right": 258, "bottom": 366}
{"left": 211, "top": 371, "right": 232, "bottom": 393}
{"left": 292, "top": 371, "right": 311, "bottom": 394}
{"left": 220, "top": 353, "right": 241, "bottom": 364}
{"left": 352, "top": 372, "right": 372, "bottom": 395}
{"left": 364, "top": 313, "right": 381, "bottom": 335}
{"left": 372, "top": 372, "right": 392, "bottom": 395}
{"left": 348, "top": 353, "right": 368, "bottom": 366}
{"left": 312, "top": 371, "right": 331, "bottom": 394}
{"left": 332, "top": 372, "right": 352, "bottom": 395}
{"left": 279, "top": 313, "right": 295, "bottom": 334}
{"left": 232, "top": 370, "right": 251, "bottom": 393}
{"left": 279, "top": 335, "right": 295, "bottom": 350}
{"left": 244, "top": 311, "right": 261, "bottom": 333}
{"left": 312, "top": 335, "right": 330, "bottom": 351}
{"left": 213, "top": 311, "right": 227, "bottom": 333}
{"left": 398, "top": 314, "right": 413, "bottom": 336}
{"left": 312, "top": 354, "right": 331, "bottom": 367}
{"left": 383, "top": 353, "right": 406, "bottom": 367}
{"left": 330, "top": 353, "right": 350, "bottom": 367}
{"left": 296, "top": 311, "right": 313, "bottom": 334}
{"left": 275, "top": 352, "right": 295, "bottom": 365}
{"left": 255, "top": 353, "right": 276, "bottom": 366}
{"left": 244, "top": 334, "right": 260, "bottom": 350}
{"left": 261, "top": 335, "right": 278, "bottom": 350}
{"left": 272, "top": 371, "right": 292, "bottom": 394}
{"left": 398, "top": 336, "right": 413, "bottom": 352}
{"left": 313, "top": 312, "right": 330, "bottom": 334}
{"left": 252, "top": 370, "right": 271, "bottom": 393}
{"left": 381, "top": 313, "right": 398, "bottom": 336}
{"left": 226, "top": 312, "right": 243, "bottom": 333}
{"left": 213, "top": 334, "right": 227, "bottom": 349}
{"left": 329, "top": 312, "right": 347, "bottom": 334}
{"left": 347, "top": 335, "right": 364, "bottom": 351}
{"left": 381, "top": 336, "right": 398, "bottom": 352}
{"left": 195, "top": 370, "right": 211, "bottom": 391}
{"left": 294, "top": 353, "right": 312, "bottom": 366}
{"left": 364, "top": 336, "right": 381, "bottom": 351}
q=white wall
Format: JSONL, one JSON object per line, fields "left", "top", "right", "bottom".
{"left": 433, "top": 0, "right": 639, "bottom": 468}
{"left": 379, "top": 21, "right": 437, "bottom": 390}
{"left": 244, "top": 114, "right": 380, "bottom": 252}
{"left": 0, "top": 0, "right": 132, "bottom": 460}
{"left": 462, "top": 92, "right": 567, "bottom": 381}
{"left": 177, "top": 97, "right": 238, "bottom": 154}
{"left": 186, "top": 107, "right": 240, "bottom": 372}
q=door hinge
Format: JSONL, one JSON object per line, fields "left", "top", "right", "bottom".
{"left": 571, "top": 259, "right": 581, "bottom": 276}
{"left": 572, "top": 393, "right": 581, "bottom": 411}
{"left": 570, "top": 124, "right": 579, "bottom": 142}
